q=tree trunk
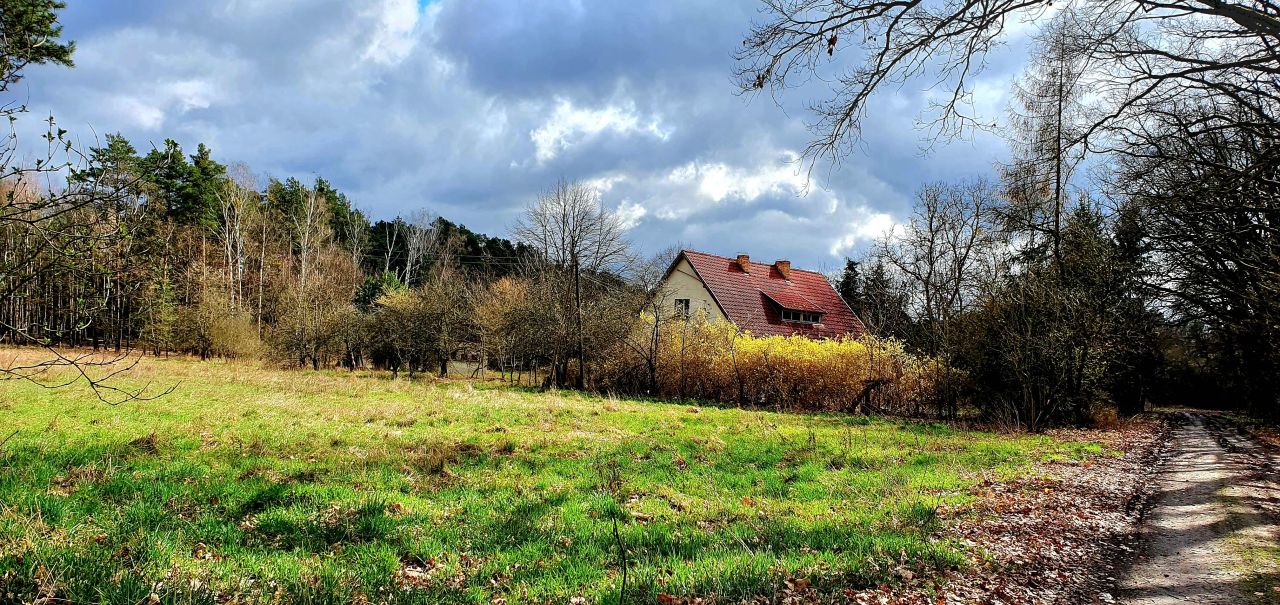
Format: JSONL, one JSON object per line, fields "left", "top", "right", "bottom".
{"left": 573, "top": 253, "right": 586, "bottom": 389}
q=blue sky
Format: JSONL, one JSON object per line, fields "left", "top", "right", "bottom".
{"left": 19, "top": 0, "right": 1033, "bottom": 271}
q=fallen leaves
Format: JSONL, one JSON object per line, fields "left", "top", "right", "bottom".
{"left": 394, "top": 558, "right": 437, "bottom": 590}
{"left": 659, "top": 593, "right": 709, "bottom": 605}
{"left": 653, "top": 417, "right": 1165, "bottom": 605}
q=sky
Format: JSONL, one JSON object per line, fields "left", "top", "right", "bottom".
{"left": 17, "top": 0, "right": 1034, "bottom": 272}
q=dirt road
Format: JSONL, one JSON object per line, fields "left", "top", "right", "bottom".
{"left": 1120, "top": 413, "right": 1280, "bottom": 604}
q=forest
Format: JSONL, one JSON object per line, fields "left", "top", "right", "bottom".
{"left": 781, "top": 3, "right": 1280, "bottom": 427}
{"left": 1, "top": 131, "right": 538, "bottom": 365}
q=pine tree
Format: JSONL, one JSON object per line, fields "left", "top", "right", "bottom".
{"left": 835, "top": 258, "right": 863, "bottom": 309}
{"left": 72, "top": 133, "right": 141, "bottom": 191}
{"left": 0, "top": 0, "right": 74, "bottom": 89}
{"left": 188, "top": 143, "right": 227, "bottom": 229}
{"left": 140, "top": 140, "right": 199, "bottom": 224}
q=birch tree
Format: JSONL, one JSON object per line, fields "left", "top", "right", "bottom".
{"left": 292, "top": 184, "right": 329, "bottom": 289}
{"left": 402, "top": 210, "right": 438, "bottom": 286}
{"left": 215, "top": 163, "right": 258, "bottom": 308}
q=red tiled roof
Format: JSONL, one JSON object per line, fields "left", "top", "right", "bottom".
{"left": 759, "top": 288, "right": 824, "bottom": 313}
{"left": 677, "top": 250, "right": 867, "bottom": 339}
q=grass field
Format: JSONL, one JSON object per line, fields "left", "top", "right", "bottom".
{"left": 0, "top": 350, "right": 1103, "bottom": 604}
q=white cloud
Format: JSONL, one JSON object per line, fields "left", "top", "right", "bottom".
{"left": 530, "top": 98, "right": 669, "bottom": 164}
{"left": 585, "top": 173, "right": 628, "bottom": 194}
{"left": 361, "top": 0, "right": 421, "bottom": 65}
{"left": 615, "top": 199, "right": 647, "bottom": 229}
{"left": 108, "top": 95, "right": 166, "bottom": 130}
{"left": 830, "top": 210, "right": 897, "bottom": 257}
{"left": 652, "top": 151, "right": 808, "bottom": 218}
{"left": 167, "top": 79, "right": 214, "bottom": 112}
{"left": 99, "top": 80, "right": 215, "bottom": 131}
{"left": 586, "top": 149, "right": 903, "bottom": 261}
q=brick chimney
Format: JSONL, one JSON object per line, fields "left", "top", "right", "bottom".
{"left": 774, "top": 260, "right": 791, "bottom": 279}
{"left": 735, "top": 254, "right": 751, "bottom": 273}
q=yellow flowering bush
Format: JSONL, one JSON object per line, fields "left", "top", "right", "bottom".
{"left": 602, "top": 317, "right": 958, "bottom": 415}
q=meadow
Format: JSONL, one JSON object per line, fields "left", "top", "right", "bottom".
{"left": 0, "top": 350, "right": 1103, "bottom": 604}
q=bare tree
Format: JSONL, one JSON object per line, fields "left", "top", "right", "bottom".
{"left": 1110, "top": 100, "right": 1280, "bottom": 416}
{"left": 403, "top": 210, "right": 439, "bottom": 286}
{"left": 276, "top": 250, "right": 359, "bottom": 370}
{"left": 619, "top": 247, "right": 681, "bottom": 393}
{"left": 878, "top": 179, "right": 1005, "bottom": 355}
{"left": 418, "top": 268, "right": 477, "bottom": 377}
{"left": 382, "top": 218, "right": 402, "bottom": 276}
{"left": 736, "top": 0, "right": 1280, "bottom": 163}
{"left": 513, "top": 179, "right": 631, "bottom": 388}
{"left": 254, "top": 198, "right": 273, "bottom": 336}
{"left": 292, "top": 184, "right": 328, "bottom": 289}
{"left": 343, "top": 204, "right": 369, "bottom": 273}
{"left": 473, "top": 276, "right": 531, "bottom": 382}
{"left": 215, "top": 163, "right": 259, "bottom": 308}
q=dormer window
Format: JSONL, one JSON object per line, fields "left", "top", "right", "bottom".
{"left": 780, "top": 309, "right": 822, "bottom": 324}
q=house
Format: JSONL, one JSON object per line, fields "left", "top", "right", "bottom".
{"left": 659, "top": 249, "right": 867, "bottom": 339}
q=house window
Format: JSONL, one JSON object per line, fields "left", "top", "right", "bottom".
{"left": 674, "top": 298, "right": 691, "bottom": 318}
{"left": 781, "top": 309, "right": 821, "bottom": 324}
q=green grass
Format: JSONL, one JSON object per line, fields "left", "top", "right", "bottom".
{"left": 0, "top": 351, "right": 1103, "bottom": 604}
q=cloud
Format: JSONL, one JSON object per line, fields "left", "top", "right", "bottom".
{"left": 15, "top": 0, "right": 1030, "bottom": 269}
{"left": 107, "top": 95, "right": 166, "bottom": 130}
{"left": 829, "top": 211, "right": 898, "bottom": 257}
{"left": 614, "top": 200, "right": 648, "bottom": 229}
{"left": 663, "top": 153, "right": 806, "bottom": 206}
{"left": 568, "top": 149, "right": 910, "bottom": 268}
{"left": 529, "top": 98, "right": 669, "bottom": 164}
{"left": 361, "top": 0, "right": 421, "bottom": 65}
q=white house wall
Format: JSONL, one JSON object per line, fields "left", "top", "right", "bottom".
{"left": 661, "top": 257, "right": 726, "bottom": 321}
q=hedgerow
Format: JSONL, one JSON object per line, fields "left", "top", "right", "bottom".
{"left": 601, "top": 318, "right": 960, "bottom": 416}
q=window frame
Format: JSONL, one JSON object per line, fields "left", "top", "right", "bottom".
{"left": 674, "top": 298, "right": 691, "bottom": 318}
{"left": 780, "top": 309, "right": 822, "bottom": 324}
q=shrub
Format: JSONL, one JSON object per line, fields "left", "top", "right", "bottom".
{"left": 600, "top": 318, "right": 956, "bottom": 415}
{"left": 177, "top": 285, "right": 261, "bottom": 359}
{"left": 209, "top": 309, "right": 261, "bottom": 358}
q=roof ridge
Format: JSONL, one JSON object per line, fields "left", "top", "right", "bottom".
{"left": 682, "top": 249, "right": 826, "bottom": 275}
{"left": 786, "top": 267, "right": 827, "bottom": 276}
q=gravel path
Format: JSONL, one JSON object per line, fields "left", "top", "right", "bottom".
{"left": 1119, "top": 413, "right": 1280, "bottom": 604}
